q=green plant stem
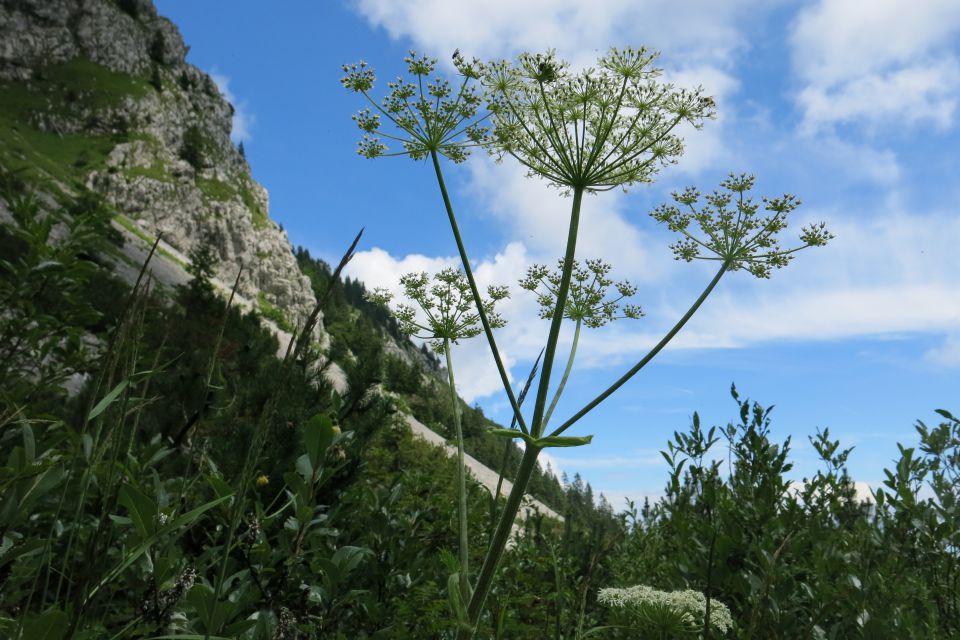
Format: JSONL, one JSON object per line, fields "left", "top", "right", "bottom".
{"left": 550, "top": 261, "right": 730, "bottom": 438}
{"left": 445, "top": 337, "right": 471, "bottom": 604}
{"left": 460, "top": 187, "right": 586, "bottom": 638}
{"left": 461, "top": 444, "right": 542, "bottom": 638}
{"left": 430, "top": 150, "right": 528, "bottom": 436}
{"left": 529, "top": 187, "right": 584, "bottom": 438}
{"left": 542, "top": 318, "right": 581, "bottom": 430}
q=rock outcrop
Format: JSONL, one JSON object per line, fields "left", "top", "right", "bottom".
{"left": 0, "top": 0, "right": 320, "bottom": 333}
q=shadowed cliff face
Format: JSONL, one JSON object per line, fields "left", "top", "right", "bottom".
{"left": 0, "top": 0, "right": 321, "bottom": 335}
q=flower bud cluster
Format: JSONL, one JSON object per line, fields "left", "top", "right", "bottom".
{"left": 484, "top": 47, "right": 715, "bottom": 193}
{"left": 651, "top": 173, "right": 833, "bottom": 278}
{"left": 342, "top": 50, "right": 489, "bottom": 163}
{"left": 367, "top": 268, "right": 509, "bottom": 355}
{"left": 519, "top": 258, "right": 643, "bottom": 328}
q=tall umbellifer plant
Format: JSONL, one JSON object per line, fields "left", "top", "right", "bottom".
{"left": 367, "top": 268, "right": 508, "bottom": 618}
{"left": 343, "top": 47, "right": 832, "bottom": 637}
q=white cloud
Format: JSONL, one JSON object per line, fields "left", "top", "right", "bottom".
{"left": 797, "top": 60, "right": 960, "bottom": 132}
{"left": 466, "top": 159, "right": 663, "bottom": 281}
{"left": 351, "top": 0, "right": 770, "bottom": 178}
{"left": 344, "top": 204, "right": 960, "bottom": 400}
{"left": 210, "top": 71, "right": 255, "bottom": 143}
{"left": 925, "top": 334, "right": 960, "bottom": 367}
{"left": 790, "top": 0, "right": 960, "bottom": 131}
{"left": 352, "top": 0, "right": 769, "bottom": 64}
{"left": 344, "top": 243, "right": 530, "bottom": 401}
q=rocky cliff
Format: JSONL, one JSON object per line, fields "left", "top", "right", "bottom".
{"left": 0, "top": 0, "right": 319, "bottom": 333}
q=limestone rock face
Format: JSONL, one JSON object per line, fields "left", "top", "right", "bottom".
{"left": 0, "top": 0, "right": 321, "bottom": 332}
{"left": 0, "top": 0, "right": 185, "bottom": 80}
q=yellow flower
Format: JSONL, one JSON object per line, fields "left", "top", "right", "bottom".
{"left": 255, "top": 474, "right": 269, "bottom": 487}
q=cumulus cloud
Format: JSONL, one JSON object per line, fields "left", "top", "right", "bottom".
{"left": 637, "top": 208, "right": 960, "bottom": 354}
{"left": 210, "top": 71, "right": 255, "bottom": 143}
{"left": 925, "top": 334, "right": 960, "bottom": 367}
{"left": 790, "top": 0, "right": 960, "bottom": 132}
{"left": 352, "top": 0, "right": 770, "bottom": 64}
{"left": 343, "top": 243, "right": 532, "bottom": 401}
{"left": 351, "top": 0, "right": 768, "bottom": 176}
{"left": 344, "top": 204, "right": 960, "bottom": 400}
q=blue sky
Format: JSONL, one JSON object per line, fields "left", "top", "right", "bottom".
{"left": 155, "top": 0, "right": 959, "bottom": 506}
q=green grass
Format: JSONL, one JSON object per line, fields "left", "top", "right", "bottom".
{"left": 0, "top": 58, "right": 150, "bottom": 192}
{"left": 124, "top": 161, "right": 174, "bottom": 183}
{"left": 257, "top": 292, "right": 293, "bottom": 332}
{"left": 238, "top": 178, "right": 269, "bottom": 228}
{"left": 43, "top": 58, "right": 151, "bottom": 108}
{"left": 113, "top": 213, "right": 186, "bottom": 268}
{"left": 0, "top": 110, "right": 115, "bottom": 192}
{"left": 195, "top": 176, "right": 236, "bottom": 201}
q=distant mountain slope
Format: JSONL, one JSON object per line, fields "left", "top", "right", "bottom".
{"left": 0, "top": 0, "right": 318, "bottom": 333}
{"left": 0, "top": 0, "right": 568, "bottom": 515}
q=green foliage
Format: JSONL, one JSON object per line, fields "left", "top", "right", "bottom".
{"left": 607, "top": 387, "right": 960, "bottom": 639}
{"left": 180, "top": 125, "right": 207, "bottom": 170}
{"left": 0, "top": 58, "right": 148, "bottom": 191}
{"left": 183, "top": 233, "right": 220, "bottom": 300}
{"left": 256, "top": 292, "right": 293, "bottom": 332}
{"left": 0, "top": 178, "right": 117, "bottom": 410}
{"left": 3, "top": 186, "right": 956, "bottom": 639}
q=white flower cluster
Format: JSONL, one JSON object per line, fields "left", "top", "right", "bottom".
{"left": 598, "top": 584, "right": 734, "bottom": 634}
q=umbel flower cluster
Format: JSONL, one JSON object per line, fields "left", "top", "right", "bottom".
{"left": 519, "top": 258, "right": 643, "bottom": 328}
{"left": 366, "top": 268, "right": 508, "bottom": 354}
{"left": 598, "top": 584, "right": 734, "bottom": 634}
{"left": 342, "top": 51, "right": 488, "bottom": 163}
{"left": 651, "top": 173, "right": 834, "bottom": 278}
{"left": 484, "top": 47, "right": 715, "bottom": 192}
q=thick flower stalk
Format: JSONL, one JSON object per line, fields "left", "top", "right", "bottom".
{"left": 366, "top": 268, "right": 508, "bottom": 614}
{"left": 347, "top": 48, "right": 831, "bottom": 640}
{"left": 519, "top": 258, "right": 643, "bottom": 427}
{"left": 463, "top": 48, "right": 714, "bottom": 637}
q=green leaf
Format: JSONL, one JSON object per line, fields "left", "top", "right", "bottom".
{"left": 186, "top": 583, "right": 224, "bottom": 632}
{"left": 535, "top": 434, "right": 593, "bottom": 448}
{"left": 84, "top": 494, "right": 232, "bottom": 607}
{"left": 22, "top": 607, "right": 68, "bottom": 640}
{"left": 86, "top": 380, "right": 130, "bottom": 421}
{"left": 149, "top": 633, "right": 232, "bottom": 640}
{"left": 487, "top": 428, "right": 524, "bottom": 440}
{"left": 21, "top": 424, "right": 35, "bottom": 462}
{"left": 303, "top": 413, "right": 335, "bottom": 472}
{"left": 447, "top": 572, "right": 467, "bottom": 623}
{"left": 118, "top": 483, "right": 158, "bottom": 537}
{"left": 935, "top": 408, "right": 958, "bottom": 423}
{"left": 331, "top": 545, "right": 369, "bottom": 576}
{"left": 488, "top": 429, "right": 593, "bottom": 449}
